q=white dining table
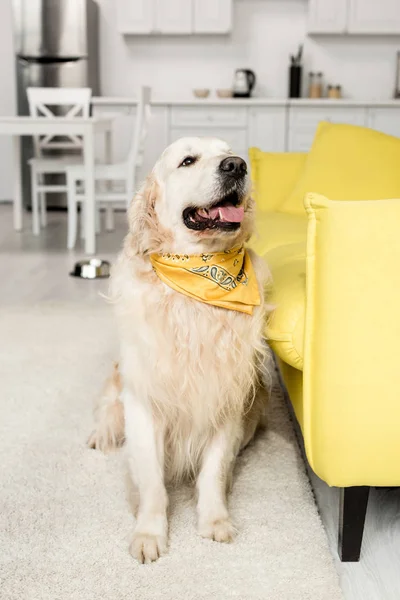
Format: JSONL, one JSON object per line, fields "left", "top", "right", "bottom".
{"left": 0, "top": 116, "right": 112, "bottom": 255}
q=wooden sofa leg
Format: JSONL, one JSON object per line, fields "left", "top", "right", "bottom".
{"left": 339, "top": 486, "right": 369, "bottom": 562}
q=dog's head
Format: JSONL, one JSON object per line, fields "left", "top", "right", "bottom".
{"left": 128, "top": 137, "right": 254, "bottom": 255}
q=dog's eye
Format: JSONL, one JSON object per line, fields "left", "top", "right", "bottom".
{"left": 179, "top": 156, "right": 197, "bottom": 168}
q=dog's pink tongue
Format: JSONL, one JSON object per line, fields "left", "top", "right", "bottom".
{"left": 208, "top": 205, "right": 244, "bottom": 223}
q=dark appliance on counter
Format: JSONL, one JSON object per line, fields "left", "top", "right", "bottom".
{"left": 233, "top": 69, "right": 256, "bottom": 98}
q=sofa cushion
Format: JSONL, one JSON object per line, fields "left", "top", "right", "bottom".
{"left": 249, "top": 212, "right": 307, "bottom": 371}
{"left": 266, "top": 243, "right": 306, "bottom": 371}
{"left": 250, "top": 211, "right": 307, "bottom": 257}
{"left": 282, "top": 122, "right": 400, "bottom": 215}
{"left": 248, "top": 148, "right": 307, "bottom": 213}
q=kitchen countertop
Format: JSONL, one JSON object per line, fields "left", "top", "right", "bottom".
{"left": 92, "top": 96, "right": 400, "bottom": 107}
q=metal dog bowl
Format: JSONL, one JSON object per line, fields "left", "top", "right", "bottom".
{"left": 69, "top": 258, "right": 111, "bottom": 279}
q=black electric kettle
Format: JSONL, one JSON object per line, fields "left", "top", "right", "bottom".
{"left": 233, "top": 69, "right": 256, "bottom": 98}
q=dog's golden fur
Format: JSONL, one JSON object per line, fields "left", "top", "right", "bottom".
{"left": 89, "top": 137, "right": 272, "bottom": 563}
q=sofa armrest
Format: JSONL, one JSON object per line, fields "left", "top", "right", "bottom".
{"left": 302, "top": 193, "right": 400, "bottom": 487}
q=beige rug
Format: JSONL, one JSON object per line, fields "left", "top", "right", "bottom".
{"left": 0, "top": 306, "right": 343, "bottom": 600}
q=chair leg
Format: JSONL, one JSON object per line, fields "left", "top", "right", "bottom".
{"left": 39, "top": 192, "right": 47, "bottom": 227}
{"left": 95, "top": 204, "right": 101, "bottom": 234}
{"left": 31, "top": 168, "right": 40, "bottom": 236}
{"left": 67, "top": 174, "right": 78, "bottom": 250}
{"left": 105, "top": 205, "right": 115, "bottom": 231}
{"left": 80, "top": 202, "right": 86, "bottom": 240}
{"left": 36, "top": 174, "right": 47, "bottom": 228}
{"left": 339, "top": 486, "right": 369, "bottom": 562}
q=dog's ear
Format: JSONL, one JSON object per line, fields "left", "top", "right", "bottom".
{"left": 243, "top": 195, "right": 256, "bottom": 243}
{"left": 127, "top": 176, "right": 172, "bottom": 255}
{"left": 127, "top": 175, "right": 158, "bottom": 255}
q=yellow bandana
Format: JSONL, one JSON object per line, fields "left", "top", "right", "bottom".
{"left": 150, "top": 246, "right": 261, "bottom": 315}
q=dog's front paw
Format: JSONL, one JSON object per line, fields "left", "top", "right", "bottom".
{"left": 198, "top": 518, "right": 237, "bottom": 543}
{"left": 87, "top": 427, "right": 124, "bottom": 453}
{"left": 129, "top": 532, "right": 167, "bottom": 564}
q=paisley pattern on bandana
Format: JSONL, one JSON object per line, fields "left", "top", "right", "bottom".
{"left": 189, "top": 265, "right": 238, "bottom": 291}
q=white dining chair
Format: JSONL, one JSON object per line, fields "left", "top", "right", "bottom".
{"left": 27, "top": 87, "right": 92, "bottom": 235}
{"left": 65, "top": 86, "right": 151, "bottom": 250}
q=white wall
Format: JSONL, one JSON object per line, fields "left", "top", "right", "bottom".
{"left": 98, "top": 0, "right": 400, "bottom": 101}
{"left": 1, "top": 0, "right": 399, "bottom": 199}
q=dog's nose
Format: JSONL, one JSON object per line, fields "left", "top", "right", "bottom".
{"left": 219, "top": 156, "right": 247, "bottom": 178}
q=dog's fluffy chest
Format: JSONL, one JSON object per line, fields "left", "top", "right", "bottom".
{"left": 113, "top": 255, "right": 266, "bottom": 426}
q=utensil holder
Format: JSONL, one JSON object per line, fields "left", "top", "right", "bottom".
{"left": 289, "top": 65, "right": 302, "bottom": 99}
{"left": 395, "top": 51, "right": 400, "bottom": 99}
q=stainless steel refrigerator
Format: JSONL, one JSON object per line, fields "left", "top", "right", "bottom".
{"left": 12, "top": 0, "right": 100, "bottom": 208}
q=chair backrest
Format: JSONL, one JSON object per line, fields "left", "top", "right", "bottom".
{"left": 126, "top": 86, "right": 152, "bottom": 186}
{"left": 27, "top": 87, "right": 92, "bottom": 155}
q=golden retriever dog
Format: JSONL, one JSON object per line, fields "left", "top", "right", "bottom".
{"left": 88, "top": 137, "right": 272, "bottom": 563}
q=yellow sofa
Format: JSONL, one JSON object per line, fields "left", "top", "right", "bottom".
{"left": 249, "top": 122, "right": 400, "bottom": 562}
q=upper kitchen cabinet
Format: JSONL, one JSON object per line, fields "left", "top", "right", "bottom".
{"left": 308, "top": 0, "right": 348, "bottom": 34}
{"left": 117, "top": 0, "right": 233, "bottom": 35}
{"left": 116, "top": 0, "right": 155, "bottom": 34}
{"left": 347, "top": 0, "right": 400, "bottom": 34}
{"left": 193, "top": 0, "right": 232, "bottom": 34}
{"left": 308, "top": 0, "right": 400, "bottom": 34}
{"left": 155, "top": 0, "right": 192, "bottom": 34}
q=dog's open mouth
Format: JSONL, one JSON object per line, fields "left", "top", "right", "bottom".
{"left": 182, "top": 190, "right": 244, "bottom": 231}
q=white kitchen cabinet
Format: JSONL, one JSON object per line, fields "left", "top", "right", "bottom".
{"left": 307, "top": 0, "right": 348, "bottom": 33}
{"left": 116, "top": 0, "right": 192, "bottom": 34}
{"left": 170, "top": 106, "right": 247, "bottom": 154}
{"left": 347, "top": 0, "right": 400, "bottom": 34}
{"left": 248, "top": 107, "right": 287, "bottom": 152}
{"left": 288, "top": 106, "right": 366, "bottom": 151}
{"left": 193, "top": 0, "right": 232, "bottom": 34}
{"left": 169, "top": 105, "right": 248, "bottom": 157}
{"left": 367, "top": 108, "right": 400, "bottom": 138}
{"left": 307, "top": 0, "right": 400, "bottom": 35}
{"left": 155, "top": 0, "right": 192, "bottom": 34}
{"left": 170, "top": 106, "right": 247, "bottom": 128}
{"left": 116, "top": 0, "right": 155, "bottom": 34}
{"left": 170, "top": 127, "right": 248, "bottom": 159}
{"left": 117, "top": 0, "right": 232, "bottom": 35}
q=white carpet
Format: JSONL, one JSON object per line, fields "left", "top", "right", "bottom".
{"left": 0, "top": 306, "right": 343, "bottom": 600}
